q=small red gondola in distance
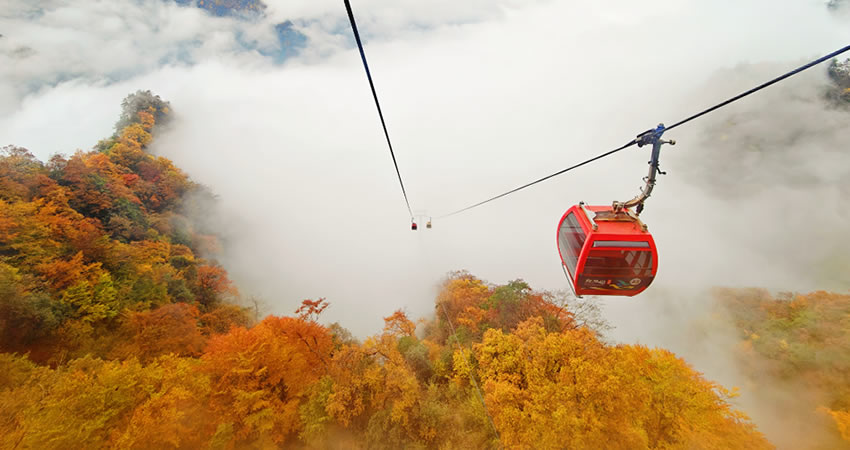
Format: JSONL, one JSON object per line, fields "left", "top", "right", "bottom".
{"left": 557, "top": 203, "right": 657, "bottom": 296}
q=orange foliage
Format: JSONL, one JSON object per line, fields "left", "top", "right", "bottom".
{"left": 824, "top": 408, "right": 850, "bottom": 442}
{"left": 116, "top": 303, "right": 206, "bottom": 362}
{"left": 0, "top": 146, "right": 46, "bottom": 201}
{"left": 35, "top": 251, "right": 97, "bottom": 291}
{"left": 436, "top": 274, "right": 490, "bottom": 324}
{"left": 200, "top": 304, "right": 253, "bottom": 335}
{"left": 111, "top": 356, "right": 213, "bottom": 449}
{"left": 203, "top": 316, "right": 333, "bottom": 446}
{"left": 323, "top": 311, "right": 427, "bottom": 446}
{"left": 0, "top": 276, "right": 780, "bottom": 449}
{"left": 296, "top": 298, "right": 329, "bottom": 322}
{"left": 196, "top": 264, "right": 236, "bottom": 306}
{"left": 0, "top": 92, "right": 241, "bottom": 361}
{"left": 383, "top": 309, "right": 416, "bottom": 337}
{"left": 474, "top": 317, "right": 770, "bottom": 449}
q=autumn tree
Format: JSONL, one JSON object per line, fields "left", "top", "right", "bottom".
{"left": 0, "top": 354, "right": 213, "bottom": 449}
{"left": 0, "top": 263, "right": 63, "bottom": 354}
{"left": 319, "top": 310, "right": 429, "bottom": 448}
{"left": 203, "top": 315, "right": 333, "bottom": 447}
{"left": 473, "top": 317, "right": 771, "bottom": 449}
{"left": 114, "top": 303, "right": 207, "bottom": 363}
{"left": 0, "top": 146, "right": 46, "bottom": 201}
{"left": 432, "top": 272, "right": 491, "bottom": 344}
{"left": 113, "top": 90, "right": 171, "bottom": 133}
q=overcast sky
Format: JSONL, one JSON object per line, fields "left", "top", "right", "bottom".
{"left": 3, "top": 3, "right": 850, "bottom": 430}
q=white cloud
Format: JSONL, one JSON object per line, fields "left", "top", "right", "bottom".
{"left": 0, "top": 0, "right": 289, "bottom": 115}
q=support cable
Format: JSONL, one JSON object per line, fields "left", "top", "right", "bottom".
{"left": 344, "top": 0, "right": 414, "bottom": 218}
{"left": 666, "top": 44, "right": 850, "bottom": 132}
{"left": 437, "top": 140, "right": 637, "bottom": 219}
{"left": 437, "top": 44, "right": 850, "bottom": 219}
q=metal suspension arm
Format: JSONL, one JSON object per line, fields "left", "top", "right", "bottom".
{"left": 613, "top": 124, "right": 675, "bottom": 215}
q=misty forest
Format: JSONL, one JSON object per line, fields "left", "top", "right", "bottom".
{"left": 3, "top": 1, "right": 850, "bottom": 449}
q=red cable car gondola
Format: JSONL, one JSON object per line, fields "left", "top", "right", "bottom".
{"left": 557, "top": 124, "right": 674, "bottom": 297}
{"left": 557, "top": 203, "right": 657, "bottom": 296}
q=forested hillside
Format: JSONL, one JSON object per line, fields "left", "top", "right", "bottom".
{"left": 0, "top": 91, "right": 248, "bottom": 365}
{"left": 717, "top": 289, "right": 850, "bottom": 448}
{"left": 1, "top": 90, "right": 847, "bottom": 448}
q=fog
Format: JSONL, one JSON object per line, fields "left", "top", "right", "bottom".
{"left": 2, "top": 1, "right": 850, "bottom": 446}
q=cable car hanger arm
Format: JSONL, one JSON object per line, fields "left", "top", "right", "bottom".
{"left": 613, "top": 124, "right": 676, "bottom": 215}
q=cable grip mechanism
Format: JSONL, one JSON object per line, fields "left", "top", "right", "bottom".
{"left": 612, "top": 123, "right": 676, "bottom": 215}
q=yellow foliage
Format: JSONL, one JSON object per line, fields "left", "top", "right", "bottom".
{"left": 473, "top": 317, "right": 771, "bottom": 449}
{"left": 823, "top": 407, "right": 850, "bottom": 442}
{"left": 457, "top": 305, "right": 486, "bottom": 329}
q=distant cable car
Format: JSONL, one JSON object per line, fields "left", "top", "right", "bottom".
{"left": 557, "top": 124, "right": 674, "bottom": 297}
{"left": 412, "top": 212, "right": 432, "bottom": 231}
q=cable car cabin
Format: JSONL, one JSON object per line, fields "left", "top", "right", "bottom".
{"left": 411, "top": 222, "right": 418, "bottom": 231}
{"left": 557, "top": 204, "right": 657, "bottom": 297}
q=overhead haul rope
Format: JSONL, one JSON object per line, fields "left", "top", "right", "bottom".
{"left": 437, "top": 140, "right": 638, "bottom": 219}
{"left": 344, "top": 0, "right": 414, "bottom": 218}
{"left": 437, "top": 43, "right": 850, "bottom": 219}
{"left": 666, "top": 43, "right": 850, "bottom": 132}
{"left": 344, "top": 0, "right": 500, "bottom": 441}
